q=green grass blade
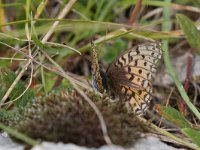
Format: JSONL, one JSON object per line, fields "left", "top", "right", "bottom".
{"left": 34, "top": 0, "right": 48, "bottom": 19}
{"left": 0, "top": 122, "right": 39, "bottom": 146}
{"left": 182, "top": 128, "right": 200, "bottom": 147}
{"left": 157, "top": 106, "right": 191, "bottom": 128}
{"left": 176, "top": 14, "right": 200, "bottom": 54}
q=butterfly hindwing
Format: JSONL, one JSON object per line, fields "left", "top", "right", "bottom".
{"left": 120, "top": 85, "right": 152, "bottom": 114}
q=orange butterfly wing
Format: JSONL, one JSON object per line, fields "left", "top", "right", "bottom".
{"left": 106, "top": 42, "right": 162, "bottom": 114}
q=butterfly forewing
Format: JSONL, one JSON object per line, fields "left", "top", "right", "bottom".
{"left": 107, "top": 42, "right": 162, "bottom": 114}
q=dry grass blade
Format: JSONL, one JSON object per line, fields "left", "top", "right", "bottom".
{"left": 71, "top": 82, "right": 113, "bottom": 145}
{"left": 138, "top": 117, "right": 199, "bottom": 149}
{"left": 129, "top": 0, "right": 142, "bottom": 25}
{"left": 42, "top": 0, "right": 77, "bottom": 43}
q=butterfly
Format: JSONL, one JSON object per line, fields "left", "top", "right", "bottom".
{"left": 91, "top": 41, "right": 162, "bottom": 114}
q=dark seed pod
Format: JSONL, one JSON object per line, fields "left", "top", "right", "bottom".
{"left": 13, "top": 90, "right": 149, "bottom": 147}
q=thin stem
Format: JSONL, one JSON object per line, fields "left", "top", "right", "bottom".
{"left": 129, "top": 0, "right": 142, "bottom": 25}
{"left": 41, "top": 0, "right": 77, "bottom": 43}
{"left": 178, "top": 48, "right": 194, "bottom": 115}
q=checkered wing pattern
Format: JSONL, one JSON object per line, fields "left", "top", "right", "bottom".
{"left": 106, "top": 42, "right": 162, "bottom": 114}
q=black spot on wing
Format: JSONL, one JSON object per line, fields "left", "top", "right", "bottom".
{"left": 116, "top": 59, "right": 123, "bottom": 68}
{"left": 121, "top": 55, "right": 126, "bottom": 64}
{"left": 141, "top": 55, "right": 145, "bottom": 59}
{"left": 138, "top": 69, "right": 142, "bottom": 74}
{"left": 129, "top": 74, "right": 135, "bottom": 81}
{"left": 128, "top": 52, "right": 133, "bottom": 61}
{"left": 135, "top": 46, "right": 140, "bottom": 54}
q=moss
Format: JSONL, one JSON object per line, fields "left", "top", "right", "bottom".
{"left": 13, "top": 90, "right": 149, "bottom": 147}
